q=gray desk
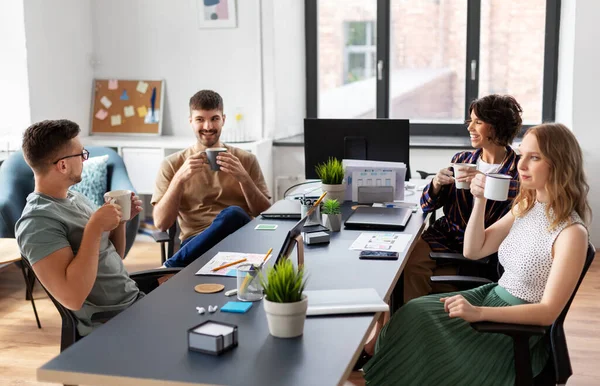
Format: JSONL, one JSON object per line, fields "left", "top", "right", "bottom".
{"left": 38, "top": 207, "right": 428, "bottom": 386}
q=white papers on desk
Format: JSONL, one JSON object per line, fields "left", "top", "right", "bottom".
{"left": 343, "top": 159, "right": 406, "bottom": 201}
{"left": 349, "top": 232, "right": 413, "bottom": 253}
{"left": 352, "top": 170, "right": 396, "bottom": 202}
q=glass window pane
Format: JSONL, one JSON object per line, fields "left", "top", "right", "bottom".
{"left": 479, "top": 0, "right": 546, "bottom": 124}
{"left": 389, "top": 0, "right": 467, "bottom": 123}
{"left": 318, "top": 0, "right": 377, "bottom": 118}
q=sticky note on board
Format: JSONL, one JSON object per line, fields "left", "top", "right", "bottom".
{"left": 108, "top": 79, "right": 118, "bottom": 90}
{"left": 100, "top": 96, "right": 112, "bottom": 109}
{"left": 95, "top": 109, "right": 108, "bottom": 120}
{"left": 123, "top": 105, "right": 135, "bottom": 117}
{"left": 111, "top": 114, "right": 122, "bottom": 126}
{"left": 137, "top": 106, "right": 148, "bottom": 118}
{"left": 136, "top": 81, "right": 149, "bottom": 94}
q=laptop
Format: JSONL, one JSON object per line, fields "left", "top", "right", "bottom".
{"left": 305, "top": 288, "right": 389, "bottom": 316}
{"left": 261, "top": 199, "right": 301, "bottom": 219}
{"left": 344, "top": 206, "right": 412, "bottom": 230}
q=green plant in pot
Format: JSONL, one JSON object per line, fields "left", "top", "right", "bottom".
{"left": 260, "top": 259, "right": 308, "bottom": 338}
{"left": 315, "top": 157, "right": 346, "bottom": 203}
{"left": 321, "top": 198, "right": 342, "bottom": 232}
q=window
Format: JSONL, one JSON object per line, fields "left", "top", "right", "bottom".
{"left": 306, "top": 0, "right": 561, "bottom": 135}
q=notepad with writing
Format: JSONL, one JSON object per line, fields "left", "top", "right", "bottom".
{"left": 304, "top": 288, "right": 389, "bottom": 316}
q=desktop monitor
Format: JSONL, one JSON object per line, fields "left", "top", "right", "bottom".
{"left": 304, "top": 118, "right": 411, "bottom": 180}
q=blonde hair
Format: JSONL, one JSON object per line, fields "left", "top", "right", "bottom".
{"left": 513, "top": 123, "right": 591, "bottom": 229}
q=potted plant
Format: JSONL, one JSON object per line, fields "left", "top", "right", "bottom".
{"left": 261, "top": 259, "right": 308, "bottom": 338}
{"left": 321, "top": 198, "right": 342, "bottom": 232}
{"left": 315, "top": 157, "right": 346, "bottom": 202}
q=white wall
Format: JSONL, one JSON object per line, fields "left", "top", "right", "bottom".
{"left": 91, "top": 0, "right": 263, "bottom": 140}
{"left": 0, "top": 0, "right": 30, "bottom": 145}
{"left": 23, "top": 0, "right": 94, "bottom": 134}
{"left": 556, "top": 0, "right": 600, "bottom": 245}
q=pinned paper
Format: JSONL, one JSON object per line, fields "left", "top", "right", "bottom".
{"left": 120, "top": 89, "right": 129, "bottom": 100}
{"left": 111, "top": 114, "right": 122, "bottom": 126}
{"left": 137, "top": 106, "right": 148, "bottom": 118}
{"left": 136, "top": 81, "right": 149, "bottom": 94}
{"left": 100, "top": 96, "right": 112, "bottom": 109}
{"left": 108, "top": 79, "right": 118, "bottom": 90}
{"left": 95, "top": 109, "right": 108, "bottom": 120}
{"left": 123, "top": 105, "right": 135, "bottom": 117}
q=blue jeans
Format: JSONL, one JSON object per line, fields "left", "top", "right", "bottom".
{"left": 163, "top": 206, "right": 251, "bottom": 268}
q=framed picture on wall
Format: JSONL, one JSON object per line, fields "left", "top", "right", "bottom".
{"left": 197, "top": 0, "right": 237, "bottom": 29}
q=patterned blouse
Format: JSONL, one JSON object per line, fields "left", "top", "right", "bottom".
{"left": 420, "top": 146, "right": 520, "bottom": 253}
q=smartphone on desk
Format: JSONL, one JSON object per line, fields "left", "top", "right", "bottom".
{"left": 359, "top": 250, "right": 399, "bottom": 260}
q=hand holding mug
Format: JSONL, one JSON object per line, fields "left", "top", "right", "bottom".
{"left": 432, "top": 167, "right": 455, "bottom": 190}
{"left": 175, "top": 152, "right": 207, "bottom": 183}
{"left": 129, "top": 192, "right": 143, "bottom": 221}
{"left": 470, "top": 174, "right": 486, "bottom": 199}
{"left": 90, "top": 203, "right": 122, "bottom": 232}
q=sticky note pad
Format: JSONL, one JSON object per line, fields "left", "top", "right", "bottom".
{"left": 123, "top": 105, "right": 135, "bottom": 117}
{"left": 255, "top": 224, "right": 278, "bottom": 230}
{"left": 221, "top": 301, "right": 253, "bottom": 314}
{"left": 95, "top": 109, "right": 108, "bottom": 120}
{"left": 111, "top": 114, "right": 122, "bottom": 126}
{"left": 137, "top": 106, "right": 148, "bottom": 118}
{"left": 136, "top": 81, "right": 149, "bottom": 94}
{"left": 100, "top": 96, "right": 112, "bottom": 109}
{"left": 108, "top": 79, "right": 118, "bottom": 90}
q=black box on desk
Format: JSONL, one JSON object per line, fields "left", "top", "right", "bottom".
{"left": 188, "top": 321, "right": 238, "bottom": 355}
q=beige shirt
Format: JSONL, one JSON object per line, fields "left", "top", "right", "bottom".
{"left": 151, "top": 144, "right": 270, "bottom": 241}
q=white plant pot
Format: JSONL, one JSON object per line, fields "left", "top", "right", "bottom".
{"left": 263, "top": 295, "right": 308, "bottom": 338}
{"left": 321, "top": 183, "right": 347, "bottom": 203}
{"left": 322, "top": 213, "right": 342, "bottom": 232}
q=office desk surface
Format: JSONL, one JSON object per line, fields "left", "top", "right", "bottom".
{"left": 38, "top": 208, "right": 428, "bottom": 386}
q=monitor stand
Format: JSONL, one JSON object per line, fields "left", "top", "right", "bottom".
{"left": 291, "top": 234, "right": 305, "bottom": 267}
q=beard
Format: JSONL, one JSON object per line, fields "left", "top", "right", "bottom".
{"left": 69, "top": 171, "right": 82, "bottom": 185}
{"left": 197, "top": 129, "right": 221, "bottom": 147}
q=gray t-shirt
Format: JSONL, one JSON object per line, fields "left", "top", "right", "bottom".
{"left": 16, "top": 191, "right": 140, "bottom": 336}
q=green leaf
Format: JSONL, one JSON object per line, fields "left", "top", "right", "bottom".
{"left": 260, "top": 259, "right": 307, "bottom": 303}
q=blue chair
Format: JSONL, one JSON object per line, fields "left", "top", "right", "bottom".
{"left": 0, "top": 147, "right": 140, "bottom": 327}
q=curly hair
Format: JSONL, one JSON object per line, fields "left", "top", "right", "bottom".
{"left": 189, "top": 90, "right": 224, "bottom": 113}
{"left": 513, "top": 123, "right": 591, "bottom": 229}
{"left": 469, "top": 94, "right": 523, "bottom": 147}
{"left": 22, "top": 119, "right": 80, "bottom": 173}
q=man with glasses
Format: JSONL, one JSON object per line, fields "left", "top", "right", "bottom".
{"left": 16, "top": 119, "right": 146, "bottom": 337}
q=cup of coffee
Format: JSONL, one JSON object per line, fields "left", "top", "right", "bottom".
{"left": 103, "top": 190, "right": 132, "bottom": 221}
{"left": 205, "top": 148, "right": 228, "bottom": 171}
{"left": 484, "top": 173, "right": 511, "bottom": 201}
{"left": 453, "top": 163, "right": 477, "bottom": 189}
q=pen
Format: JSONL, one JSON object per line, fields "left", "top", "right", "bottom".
{"left": 241, "top": 248, "right": 272, "bottom": 293}
{"left": 211, "top": 257, "right": 247, "bottom": 272}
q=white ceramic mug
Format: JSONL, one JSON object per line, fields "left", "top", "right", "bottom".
{"left": 484, "top": 174, "right": 511, "bottom": 201}
{"left": 103, "top": 190, "right": 132, "bottom": 221}
{"left": 453, "top": 163, "right": 477, "bottom": 189}
{"left": 205, "top": 148, "right": 227, "bottom": 171}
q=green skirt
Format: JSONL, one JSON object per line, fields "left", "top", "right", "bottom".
{"left": 363, "top": 283, "right": 548, "bottom": 385}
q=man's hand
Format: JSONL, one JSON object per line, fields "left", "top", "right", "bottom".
{"left": 440, "top": 294, "right": 483, "bottom": 322}
{"left": 89, "top": 203, "right": 122, "bottom": 232}
{"left": 129, "top": 192, "right": 143, "bottom": 221}
{"left": 217, "top": 152, "right": 250, "bottom": 182}
{"left": 174, "top": 152, "right": 207, "bottom": 184}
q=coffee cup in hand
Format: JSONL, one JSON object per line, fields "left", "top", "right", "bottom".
{"left": 453, "top": 163, "right": 477, "bottom": 189}
{"left": 205, "top": 148, "right": 227, "bottom": 171}
{"left": 483, "top": 174, "right": 511, "bottom": 201}
{"left": 103, "top": 190, "right": 132, "bottom": 221}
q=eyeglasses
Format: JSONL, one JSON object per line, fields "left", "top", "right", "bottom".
{"left": 53, "top": 149, "right": 90, "bottom": 164}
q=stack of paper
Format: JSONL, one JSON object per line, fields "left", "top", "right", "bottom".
{"left": 343, "top": 159, "right": 407, "bottom": 202}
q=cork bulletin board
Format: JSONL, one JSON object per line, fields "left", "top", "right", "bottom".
{"left": 91, "top": 79, "right": 165, "bottom": 135}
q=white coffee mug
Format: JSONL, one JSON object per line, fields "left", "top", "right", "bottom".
{"left": 453, "top": 163, "right": 477, "bottom": 189}
{"left": 484, "top": 174, "right": 511, "bottom": 201}
{"left": 103, "top": 190, "right": 132, "bottom": 221}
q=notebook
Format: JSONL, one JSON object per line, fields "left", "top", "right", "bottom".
{"left": 261, "top": 199, "right": 301, "bottom": 219}
{"left": 305, "top": 288, "right": 389, "bottom": 316}
{"left": 344, "top": 206, "right": 412, "bottom": 230}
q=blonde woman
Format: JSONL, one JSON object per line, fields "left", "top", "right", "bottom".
{"left": 363, "top": 123, "right": 590, "bottom": 385}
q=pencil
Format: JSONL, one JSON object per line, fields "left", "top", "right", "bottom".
{"left": 313, "top": 191, "right": 328, "bottom": 207}
{"left": 262, "top": 248, "right": 273, "bottom": 263}
{"left": 211, "top": 257, "right": 247, "bottom": 272}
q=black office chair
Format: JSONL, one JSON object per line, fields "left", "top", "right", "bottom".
{"left": 416, "top": 170, "right": 436, "bottom": 180}
{"left": 21, "top": 257, "right": 182, "bottom": 352}
{"left": 433, "top": 244, "right": 595, "bottom": 385}
{"left": 430, "top": 252, "right": 502, "bottom": 289}
{"left": 152, "top": 222, "right": 179, "bottom": 264}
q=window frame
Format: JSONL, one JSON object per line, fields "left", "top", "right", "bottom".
{"left": 343, "top": 21, "right": 377, "bottom": 85}
{"left": 305, "top": 0, "right": 561, "bottom": 137}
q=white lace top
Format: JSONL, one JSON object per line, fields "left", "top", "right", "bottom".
{"left": 497, "top": 201, "right": 584, "bottom": 303}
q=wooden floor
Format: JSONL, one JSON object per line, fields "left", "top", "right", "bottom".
{"left": 0, "top": 239, "right": 598, "bottom": 385}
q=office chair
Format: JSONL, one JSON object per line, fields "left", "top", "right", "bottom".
{"left": 21, "top": 257, "right": 181, "bottom": 352}
{"left": 434, "top": 244, "right": 595, "bottom": 385}
{"left": 430, "top": 252, "right": 502, "bottom": 289}
{"left": 152, "top": 222, "right": 179, "bottom": 264}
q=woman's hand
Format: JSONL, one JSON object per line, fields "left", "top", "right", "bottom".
{"left": 440, "top": 295, "right": 483, "bottom": 322}
{"left": 432, "top": 167, "right": 455, "bottom": 192}
{"left": 470, "top": 173, "right": 487, "bottom": 199}
{"left": 455, "top": 166, "right": 480, "bottom": 186}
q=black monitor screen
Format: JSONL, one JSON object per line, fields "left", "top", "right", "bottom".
{"left": 304, "top": 118, "right": 410, "bottom": 180}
